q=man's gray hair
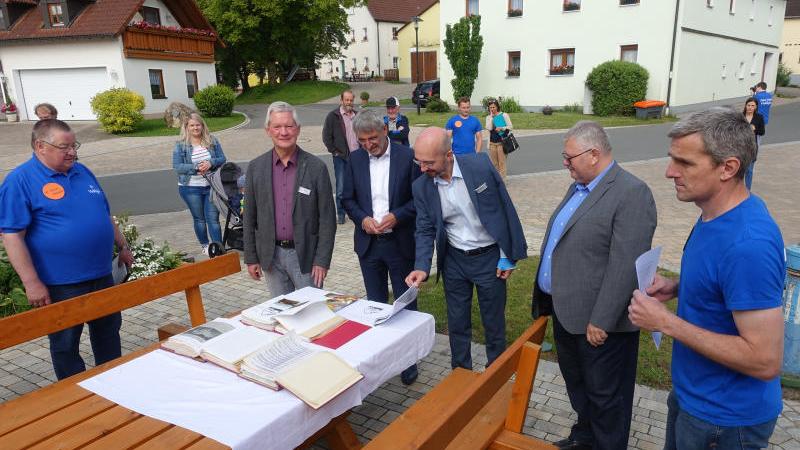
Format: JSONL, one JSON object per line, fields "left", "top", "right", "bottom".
{"left": 31, "top": 119, "right": 71, "bottom": 150}
{"left": 667, "top": 107, "right": 754, "bottom": 179}
{"left": 265, "top": 101, "right": 301, "bottom": 127}
{"left": 564, "top": 120, "right": 612, "bottom": 153}
{"left": 353, "top": 109, "right": 385, "bottom": 134}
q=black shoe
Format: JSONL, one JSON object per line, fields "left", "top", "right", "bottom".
{"left": 400, "top": 364, "right": 418, "bottom": 385}
{"left": 553, "top": 438, "right": 592, "bottom": 450}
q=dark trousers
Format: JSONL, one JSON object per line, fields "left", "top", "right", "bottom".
{"left": 332, "top": 155, "right": 347, "bottom": 220}
{"left": 442, "top": 245, "right": 506, "bottom": 370}
{"left": 553, "top": 313, "right": 639, "bottom": 450}
{"left": 47, "top": 274, "right": 122, "bottom": 380}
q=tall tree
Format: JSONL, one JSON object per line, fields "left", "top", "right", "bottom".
{"left": 443, "top": 15, "right": 484, "bottom": 102}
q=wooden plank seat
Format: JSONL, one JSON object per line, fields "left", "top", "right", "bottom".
{"left": 364, "top": 316, "right": 556, "bottom": 450}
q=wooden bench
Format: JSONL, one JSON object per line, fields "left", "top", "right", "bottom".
{"left": 365, "top": 316, "right": 556, "bottom": 450}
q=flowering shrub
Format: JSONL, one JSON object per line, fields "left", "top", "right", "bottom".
{"left": 129, "top": 21, "right": 216, "bottom": 37}
{"left": 116, "top": 215, "right": 186, "bottom": 280}
{"left": 1, "top": 102, "right": 17, "bottom": 114}
{"left": 90, "top": 88, "right": 145, "bottom": 133}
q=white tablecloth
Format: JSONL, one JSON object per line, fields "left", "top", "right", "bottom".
{"left": 79, "top": 290, "right": 435, "bottom": 450}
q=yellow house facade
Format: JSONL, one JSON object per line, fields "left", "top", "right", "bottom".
{"left": 397, "top": 2, "right": 440, "bottom": 83}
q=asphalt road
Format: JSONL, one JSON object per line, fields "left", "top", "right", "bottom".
{"left": 102, "top": 102, "right": 800, "bottom": 216}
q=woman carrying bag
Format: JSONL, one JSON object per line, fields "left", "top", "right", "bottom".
{"left": 485, "top": 99, "right": 514, "bottom": 178}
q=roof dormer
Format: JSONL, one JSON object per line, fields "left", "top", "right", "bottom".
{"left": 0, "top": 0, "right": 37, "bottom": 30}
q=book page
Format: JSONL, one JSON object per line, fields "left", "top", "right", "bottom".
{"left": 240, "top": 296, "right": 315, "bottom": 327}
{"left": 635, "top": 246, "right": 663, "bottom": 349}
{"left": 274, "top": 302, "right": 339, "bottom": 335}
{"left": 276, "top": 352, "right": 363, "bottom": 410}
{"left": 374, "top": 286, "right": 418, "bottom": 325}
{"left": 162, "top": 318, "right": 238, "bottom": 357}
{"left": 201, "top": 327, "right": 278, "bottom": 367}
{"left": 241, "top": 333, "right": 315, "bottom": 382}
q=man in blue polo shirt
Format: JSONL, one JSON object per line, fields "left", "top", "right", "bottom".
{"left": 445, "top": 97, "right": 483, "bottom": 155}
{"left": 629, "top": 108, "right": 784, "bottom": 449}
{"left": 0, "top": 119, "right": 133, "bottom": 380}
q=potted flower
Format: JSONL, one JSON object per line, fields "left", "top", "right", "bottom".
{"left": 542, "top": 105, "right": 554, "bottom": 116}
{"left": 360, "top": 91, "right": 370, "bottom": 106}
{"left": 1, "top": 102, "right": 18, "bottom": 122}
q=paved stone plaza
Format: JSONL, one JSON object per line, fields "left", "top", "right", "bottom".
{"left": 1, "top": 138, "right": 799, "bottom": 448}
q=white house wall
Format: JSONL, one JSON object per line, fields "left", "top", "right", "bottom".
{"left": 0, "top": 38, "right": 125, "bottom": 120}
{"left": 439, "top": 0, "right": 675, "bottom": 110}
{"left": 377, "top": 21, "right": 403, "bottom": 74}
{"left": 121, "top": 56, "right": 217, "bottom": 114}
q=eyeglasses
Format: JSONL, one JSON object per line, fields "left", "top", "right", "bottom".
{"left": 561, "top": 148, "right": 594, "bottom": 162}
{"left": 40, "top": 140, "right": 81, "bottom": 152}
{"left": 357, "top": 135, "right": 382, "bottom": 146}
{"left": 412, "top": 158, "right": 437, "bottom": 169}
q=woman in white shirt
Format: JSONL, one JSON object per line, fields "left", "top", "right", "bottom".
{"left": 172, "top": 113, "right": 227, "bottom": 255}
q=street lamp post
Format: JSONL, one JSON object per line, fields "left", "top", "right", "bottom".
{"left": 413, "top": 16, "right": 422, "bottom": 115}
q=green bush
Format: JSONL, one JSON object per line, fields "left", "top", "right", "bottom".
{"left": 0, "top": 242, "right": 30, "bottom": 318}
{"left": 562, "top": 103, "right": 583, "bottom": 113}
{"left": 777, "top": 62, "right": 792, "bottom": 88}
{"left": 425, "top": 96, "right": 451, "bottom": 113}
{"left": 90, "top": 88, "right": 145, "bottom": 133}
{"left": 499, "top": 96, "right": 523, "bottom": 113}
{"left": 586, "top": 61, "right": 649, "bottom": 116}
{"left": 194, "top": 85, "right": 236, "bottom": 117}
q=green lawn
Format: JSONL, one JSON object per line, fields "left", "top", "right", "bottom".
{"left": 416, "top": 257, "right": 677, "bottom": 390}
{"left": 406, "top": 111, "right": 677, "bottom": 129}
{"left": 236, "top": 80, "right": 350, "bottom": 105}
{"left": 117, "top": 113, "right": 246, "bottom": 137}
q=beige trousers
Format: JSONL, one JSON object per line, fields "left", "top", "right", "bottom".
{"left": 488, "top": 141, "right": 507, "bottom": 178}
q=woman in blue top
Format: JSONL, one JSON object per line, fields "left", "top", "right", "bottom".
{"left": 172, "top": 113, "right": 226, "bottom": 255}
{"left": 485, "top": 99, "right": 513, "bottom": 178}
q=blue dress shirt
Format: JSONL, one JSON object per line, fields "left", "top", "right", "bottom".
{"left": 538, "top": 161, "right": 616, "bottom": 294}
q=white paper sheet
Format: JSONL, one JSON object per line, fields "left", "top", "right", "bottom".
{"left": 79, "top": 296, "right": 435, "bottom": 450}
{"left": 635, "top": 246, "right": 663, "bottom": 349}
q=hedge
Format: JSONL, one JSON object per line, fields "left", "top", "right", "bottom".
{"left": 90, "top": 88, "right": 145, "bottom": 133}
{"left": 586, "top": 60, "right": 649, "bottom": 116}
{"left": 194, "top": 85, "right": 236, "bottom": 117}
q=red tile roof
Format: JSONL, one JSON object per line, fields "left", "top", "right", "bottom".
{"left": 367, "top": 0, "right": 438, "bottom": 23}
{"left": 0, "top": 0, "right": 215, "bottom": 42}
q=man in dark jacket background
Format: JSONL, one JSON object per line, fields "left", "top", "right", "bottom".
{"left": 322, "top": 90, "right": 359, "bottom": 224}
{"left": 384, "top": 96, "right": 410, "bottom": 147}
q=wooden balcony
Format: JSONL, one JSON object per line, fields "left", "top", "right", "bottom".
{"left": 122, "top": 26, "right": 215, "bottom": 63}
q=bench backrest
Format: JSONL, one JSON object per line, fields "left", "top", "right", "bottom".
{"left": 0, "top": 252, "right": 241, "bottom": 350}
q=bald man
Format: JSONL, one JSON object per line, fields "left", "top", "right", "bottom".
{"left": 406, "top": 127, "right": 527, "bottom": 369}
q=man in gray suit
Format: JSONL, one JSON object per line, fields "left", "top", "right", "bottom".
{"left": 243, "top": 102, "right": 336, "bottom": 296}
{"left": 532, "top": 121, "right": 656, "bottom": 450}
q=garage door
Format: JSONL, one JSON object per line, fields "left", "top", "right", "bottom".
{"left": 19, "top": 67, "right": 110, "bottom": 120}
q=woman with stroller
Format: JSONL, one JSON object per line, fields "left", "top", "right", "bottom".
{"left": 172, "top": 113, "right": 226, "bottom": 255}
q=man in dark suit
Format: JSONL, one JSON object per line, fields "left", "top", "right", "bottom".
{"left": 532, "top": 121, "right": 657, "bottom": 450}
{"left": 342, "top": 110, "right": 420, "bottom": 384}
{"left": 243, "top": 101, "right": 337, "bottom": 296}
{"left": 406, "top": 127, "right": 527, "bottom": 370}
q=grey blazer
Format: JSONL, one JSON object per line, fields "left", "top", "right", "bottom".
{"left": 243, "top": 147, "right": 336, "bottom": 273}
{"left": 531, "top": 163, "right": 657, "bottom": 334}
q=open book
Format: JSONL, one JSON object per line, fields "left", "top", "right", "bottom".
{"left": 239, "top": 333, "right": 363, "bottom": 409}
{"left": 160, "top": 318, "right": 278, "bottom": 372}
{"left": 240, "top": 296, "right": 313, "bottom": 331}
{"left": 273, "top": 301, "right": 347, "bottom": 340}
{"left": 341, "top": 286, "right": 418, "bottom": 326}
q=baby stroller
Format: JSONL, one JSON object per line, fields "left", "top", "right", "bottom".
{"left": 204, "top": 162, "right": 244, "bottom": 258}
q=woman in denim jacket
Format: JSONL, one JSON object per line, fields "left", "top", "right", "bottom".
{"left": 172, "top": 113, "right": 226, "bottom": 255}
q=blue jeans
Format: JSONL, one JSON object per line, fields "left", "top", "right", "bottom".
{"left": 332, "top": 155, "right": 347, "bottom": 220}
{"left": 47, "top": 274, "right": 121, "bottom": 380}
{"left": 665, "top": 391, "right": 776, "bottom": 450}
{"left": 178, "top": 185, "right": 222, "bottom": 245}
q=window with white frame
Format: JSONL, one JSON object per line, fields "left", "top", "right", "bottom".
{"left": 392, "top": 27, "right": 398, "bottom": 39}
{"left": 393, "top": 57, "right": 398, "bottom": 69}
{"left": 362, "top": 27, "right": 368, "bottom": 41}
{"left": 185, "top": 71, "right": 198, "bottom": 98}
{"left": 352, "top": 58, "right": 357, "bottom": 72}
{"left": 729, "top": 0, "right": 735, "bottom": 14}
{"left": 737, "top": 61, "right": 745, "bottom": 79}
{"left": 47, "top": 3, "right": 64, "bottom": 27}
{"left": 466, "top": 0, "right": 478, "bottom": 16}
{"left": 620, "top": 44, "right": 638, "bottom": 63}
{"left": 751, "top": 53, "right": 758, "bottom": 74}
{"left": 721, "top": 64, "right": 727, "bottom": 78}
{"left": 350, "top": 30, "right": 356, "bottom": 42}
{"left": 550, "top": 48, "right": 575, "bottom": 75}
{"left": 563, "top": 0, "right": 580, "bottom": 12}
{"left": 707, "top": 0, "right": 713, "bottom": 7}
{"left": 507, "top": 51, "right": 521, "bottom": 76}
{"left": 508, "top": 0, "right": 523, "bottom": 16}
{"left": 364, "top": 57, "right": 369, "bottom": 71}
{"left": 750, "top": 0, "right": 755, "bottom": 20}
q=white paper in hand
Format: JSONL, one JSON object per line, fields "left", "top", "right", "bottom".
{"left": 374, "top": 286, "right": 418, "bottom": 325}
{"left": 635, "top": 246, "right": 663, "bottom": 349}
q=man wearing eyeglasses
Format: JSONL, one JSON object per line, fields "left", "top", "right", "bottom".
{"left": 406, "top": 127, "right": 527, "bottom": 370}
{"left": 0, "top": 119, "right": 133, "bottom": 380}
{"left": 532, "top": 121, "right": 656, "bottom": 450}
{"left": 341, "top": 110, "right": 420, "bottom": 384}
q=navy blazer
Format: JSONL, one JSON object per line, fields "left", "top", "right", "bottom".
{"left": 412, "top": 153, "right": 527, "bottom": 276}
{"left": 341, "top": 142, "right": 420, "bottom": 261}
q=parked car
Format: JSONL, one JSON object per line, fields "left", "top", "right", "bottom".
{"left": 412, "top": 80, "right": 440, "bottom": 107}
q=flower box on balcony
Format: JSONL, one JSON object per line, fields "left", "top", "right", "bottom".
{"left": 563, "top": 2, "right": 581, "bottom": 11}
{"left": 550, "top": 65, "right": 574, "bottom": 75}
{"left": 506, "top": 68, "right": 520, "bottom": 77}
{"left": 507, "top": 9, "right": 523, "bottom": 17}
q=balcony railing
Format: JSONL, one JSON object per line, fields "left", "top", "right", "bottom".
{"left": 122, "top": 26, "right": 215, "bottom": 63}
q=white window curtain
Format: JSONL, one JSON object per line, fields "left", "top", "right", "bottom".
{"left": 468, "top": 0, "right": 479, "bottom": 15}
{"left": 511, "top": 0, "right": 523, "bottom": 10}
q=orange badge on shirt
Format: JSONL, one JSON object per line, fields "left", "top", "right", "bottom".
{"left": 454, "top": 120, "right": 463, "bottom": 128}
{"left": 42, "top": 182, "right": 65, "bottom": 200}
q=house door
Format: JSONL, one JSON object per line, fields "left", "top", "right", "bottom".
{"left": 19, "top": 67, "right": 110, "bottom": 120}
{"left": 762, "top": 52, "right": 774, "bottom": 83}
{"left": 410, "top": 51, "right": 438, "bottom": 83}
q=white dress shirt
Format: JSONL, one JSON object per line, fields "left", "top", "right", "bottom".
{"left": 434, "top": 158, "right": 497, "bottom": 251}
{"left": 369, "top": 141, "right": 392, "bottom": 231}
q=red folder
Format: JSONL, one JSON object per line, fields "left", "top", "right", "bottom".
{"left": 312, "top": 320, "right": 371, "bottom": 349}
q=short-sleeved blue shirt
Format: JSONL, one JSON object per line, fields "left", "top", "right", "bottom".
{"left": 0, "top": 155, "right": 113, "bottom": 285}
{"left": 445, "top": 115, "right": 483, "bottom": 155}
{"left": 673, "top": 195, "right": 784, "bottom": 426}
{"left": 754, "top": 91, "right": 772, "bottom": 125}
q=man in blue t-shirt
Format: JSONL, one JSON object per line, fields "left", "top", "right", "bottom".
{"left": 753, "top": 81, "right": 773, "bottom": 126}
{"left": 445, "top": 97, "right": 483, "bottom": 155}
{"left": 629, "top": 108, "right": 784, "bottom": 449}
{"left": 0, "top": 120, "right": 133, "bottom": 380}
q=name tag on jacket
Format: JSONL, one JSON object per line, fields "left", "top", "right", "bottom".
{"left": 475, "top": 182, "right": 488, "bottom": 194}
{"left": 298, "top": 186, "right": 311, "bottom": 195}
